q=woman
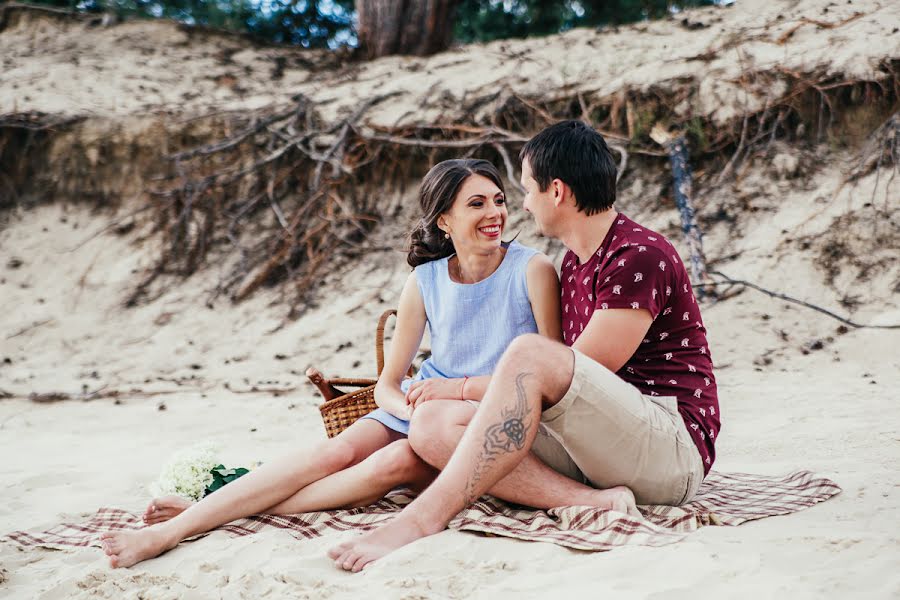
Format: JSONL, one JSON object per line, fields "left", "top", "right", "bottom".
{"left": 100, "top": 159, "right": 634, "bottom": 569}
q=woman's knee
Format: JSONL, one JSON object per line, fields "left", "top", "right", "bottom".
{"left": 408, "top": 401, "right": 460, "bottom": 459}
{"left": 408, "top": 401, "right": 443, "bottom": 440}
{"left": 318, "top": 436, "right": 362, "bottom": 472}
{"left": 368, "top": 440, "right": 424, "bottom": 483}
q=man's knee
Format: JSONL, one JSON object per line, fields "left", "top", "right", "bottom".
{"left": 502, "top": 334, "right": 570, "bottom": 372}
{"left": 504, "top": 333, "right": 549, "bottom": 361}
{"left": 502, "top": 334, "right": 574, "bottom": 402}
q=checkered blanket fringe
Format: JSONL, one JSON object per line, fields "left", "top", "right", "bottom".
{"left": 5, "top": 470, "right": 840, "bottom": 552}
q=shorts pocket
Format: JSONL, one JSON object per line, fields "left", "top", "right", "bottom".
{"left": 677, "top": 446, "right": 703, "bottom": 505}
{"left": 647, "top": 395, "right": 678, "bottom": 415}
{"left": 677, "top": 466, "right": 695, "bottom": 506}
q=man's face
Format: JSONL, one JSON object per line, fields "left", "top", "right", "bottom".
{"left": 520, "top": 158, "right": 554, "bottom": 237}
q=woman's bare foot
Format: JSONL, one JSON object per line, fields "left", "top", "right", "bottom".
{"left": 99, "top": 527, "right": 178, "bottom": 568}
{"left": 143, "top": 495, "right": 194, "bottom": 525}
{"left": 327, "top": 515, "right": 438, "bottom": 572}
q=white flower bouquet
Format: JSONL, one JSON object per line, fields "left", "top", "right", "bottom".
{"left": 149, "top": 441, "right": 252, "bottom": 501}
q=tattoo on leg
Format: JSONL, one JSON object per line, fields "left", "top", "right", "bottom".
{"left": 463, "top": 372, "right": 533, "bottom": 505}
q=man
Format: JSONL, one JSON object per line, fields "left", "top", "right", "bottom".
{"left": 328, "top": 120, "right": 720, "bottom": 571}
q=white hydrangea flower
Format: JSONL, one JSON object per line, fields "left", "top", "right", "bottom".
{"left": 149, "top": 441, "right": 220, "bottom": 501}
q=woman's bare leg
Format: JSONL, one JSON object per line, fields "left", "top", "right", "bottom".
{"left": 143, "top": 496, "right": 192, "bottom": 525}
{"left": 101, "top": 419, "right": 399, "bottom": 568}
{"left": 267, "top": 440, "right": 437, "bottom": 513}
{"left": 146, "top": 440, "right": 436, "bottom": 525}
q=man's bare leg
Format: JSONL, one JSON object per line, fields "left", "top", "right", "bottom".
{"left": 328, "top": 335, "right": 578, "bottom": 572}
{"left": 407, "top": 400, "right": 636, "bottom": 514}
{"left": 101, "top": 419, "right": 400, "bottom": 568}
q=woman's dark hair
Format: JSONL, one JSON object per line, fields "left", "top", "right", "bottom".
{"left": 407, "top": 159, "right": 505, "bottom": 268}
{"left": 519, "top": 120, "right": 617, "bottom": 215}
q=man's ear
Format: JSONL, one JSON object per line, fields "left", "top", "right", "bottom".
{"left": 552, "top": 179, "right": 567, "bottom": 208}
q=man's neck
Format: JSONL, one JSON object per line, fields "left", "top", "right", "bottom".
{"left": 558, "top": 208, "right": 619, "bottom": 264}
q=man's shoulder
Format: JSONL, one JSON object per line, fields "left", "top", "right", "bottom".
{"left": 606, "top": 217, "right": 681, "bottom": 269}
{"left": 603, "top": 234, "right": 671, "bottom": 270}
{"left": 611, "top": 215, "right": 672, "bottom": 249}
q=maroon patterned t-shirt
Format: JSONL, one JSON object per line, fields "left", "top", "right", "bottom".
{"left": 560, "top": 213, "right": 720, "bottom": 474}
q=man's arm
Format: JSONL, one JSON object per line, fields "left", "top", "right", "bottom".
{"left": 572, "top": 308, "right": 653, "bottom": 373}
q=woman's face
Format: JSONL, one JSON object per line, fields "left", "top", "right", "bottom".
{"left": 438, "top": 174, "right": 507, "bottom": 255}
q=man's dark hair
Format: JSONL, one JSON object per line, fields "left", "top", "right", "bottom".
{"left": 519, "top": 120, "right": 617, "bottom": 215}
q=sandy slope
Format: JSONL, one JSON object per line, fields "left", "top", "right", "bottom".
{"left": 2, "top": 0, "right": 898, "bottom": 126}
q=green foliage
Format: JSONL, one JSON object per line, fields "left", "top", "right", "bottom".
{"left": 454, "top": 0, "right": 718, "bottom": 44}
{"left": 27, "top": 0, "right": 719, "bottom": 48}
{"left": 33, "top": 0, "right": 355, "bottom": 47}
{"left": 204, "top": 464, "right": 251, "bottom": 496}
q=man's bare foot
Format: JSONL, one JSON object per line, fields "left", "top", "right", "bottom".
{"left": 570, "top": 485, "right": 640, "bottom": 518}
{"left": 603, "top": 486, "right": 641, "bottom": 518}
{"left": 143, "top": 495, "right": 193, "bottom": 525}
{"left": 327, "top": 516, "right": 439, "bottom": 572}
{"left": 99, "top": 527, "right": 177, "bottom": 568}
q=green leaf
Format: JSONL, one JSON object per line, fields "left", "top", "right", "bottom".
{"left": 204, "top": 465, "right": 252, "bottom": 497}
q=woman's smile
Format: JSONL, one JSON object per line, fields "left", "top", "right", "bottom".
{"left": 478, "top": 223, "right": 502, "bottom": 238}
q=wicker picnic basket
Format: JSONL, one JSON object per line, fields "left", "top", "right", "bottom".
{"left": 307, "top": 309, "right": 409, "bottom": 438}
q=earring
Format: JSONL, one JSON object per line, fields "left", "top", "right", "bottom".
{"left": 444, "top": 233, "right": 450, "bottom": 239}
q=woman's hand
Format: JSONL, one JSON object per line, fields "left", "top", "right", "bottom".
{"left": 405, "top": 378, "right": 464, "bottom": 411}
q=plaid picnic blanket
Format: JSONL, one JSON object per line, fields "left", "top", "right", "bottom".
{"left": 5, "top": 470, "right": 840, "bottom": 552}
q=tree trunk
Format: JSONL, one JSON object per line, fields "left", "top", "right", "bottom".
{"left": 357, "top": 0, "right": 460, "bottom": 59}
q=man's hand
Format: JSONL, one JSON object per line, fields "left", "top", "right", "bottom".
{"left": 405, "top": 378, "right": 464, "bottom": 413}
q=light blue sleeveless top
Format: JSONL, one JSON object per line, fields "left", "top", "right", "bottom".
{"left": 361, "top": 241, "right": 541, "bottom": 434}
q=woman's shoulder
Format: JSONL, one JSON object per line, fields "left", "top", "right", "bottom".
{"left": 412, "top": 254, "right": 450, "bottom": 285}
{"left": 506, "top": 241, "right": 550, "bottom": 270}
{"left": 506, "top": 240, "right": 540, "bottom": 260}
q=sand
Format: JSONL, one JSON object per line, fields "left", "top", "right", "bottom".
{"left": 2, "top": 160, "right": 898, "bottom": 597}
{"left": 2, "top": 0, "right": 900, "bottom": 597}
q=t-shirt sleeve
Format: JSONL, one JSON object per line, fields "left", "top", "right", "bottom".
{"left": 593, "top": 245, "right": 672, "bottom": 319}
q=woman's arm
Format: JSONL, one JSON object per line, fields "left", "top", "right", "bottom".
{"left": 525, "top": 252, "right": 563, "bottom": 342}
{"left": 373, "top": 272, "right": 427, "bottom": 420}
{"left": 409, "top": 253, "right": 562, "bottom": 407}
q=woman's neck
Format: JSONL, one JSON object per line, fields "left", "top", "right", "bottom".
{"left": 451, "top": 245, "right": 507, "bottom": 284}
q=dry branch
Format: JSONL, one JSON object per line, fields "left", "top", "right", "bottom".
{"left": 708, "top": 271, "right": 900, "bottom": 330}
{"left": 125, "top": 65, "right": 897, "bottom": 315}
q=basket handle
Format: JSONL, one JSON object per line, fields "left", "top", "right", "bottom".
{"left": 375, "top": 308, "right": 414, "bottom": 378}
{"left": 375, "top": 309, "right": 397, "bottom": 376}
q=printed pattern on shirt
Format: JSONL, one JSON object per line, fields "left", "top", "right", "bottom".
{"left": 560, "top": 214, "right": 720, "bottom": 474}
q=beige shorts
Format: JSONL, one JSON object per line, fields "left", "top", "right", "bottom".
{"left": 530, "top": 348, "right": 704, "bottom": 506}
